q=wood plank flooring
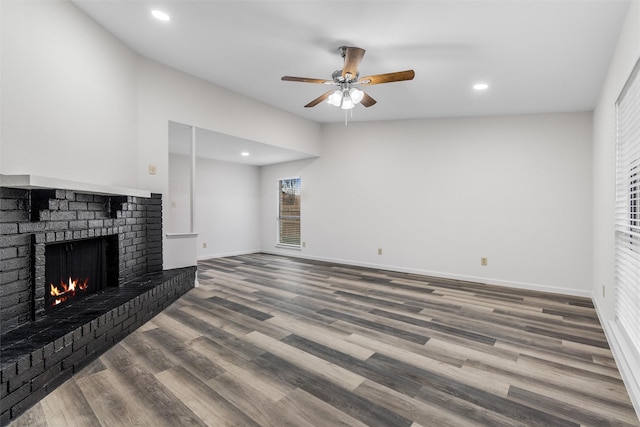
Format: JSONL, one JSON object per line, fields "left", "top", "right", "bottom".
{"left": 10, "top": 253, "right": 640, "bottom": 426}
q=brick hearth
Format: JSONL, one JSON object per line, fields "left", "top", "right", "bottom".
{"left": 0, "top": 186, "right": 196, "bottom": 425}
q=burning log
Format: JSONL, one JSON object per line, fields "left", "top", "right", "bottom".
{"left": 49, "top": 277, "right": 89, "bottom": 306}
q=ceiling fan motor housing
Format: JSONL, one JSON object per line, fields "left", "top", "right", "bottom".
{"left": 331, "top": 69, "right": 359, "bottom": 84}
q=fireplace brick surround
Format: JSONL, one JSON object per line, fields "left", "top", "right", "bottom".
{"left": 0, "top": 186, "right": 196, "bottom": 425}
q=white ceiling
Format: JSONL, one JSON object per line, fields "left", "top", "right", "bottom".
{"left": 70, "top": 0, "right": 630, "bottom": 163}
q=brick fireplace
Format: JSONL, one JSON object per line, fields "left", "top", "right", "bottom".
{"left": 0, "top": 183, "right": 196, "bottom": 425}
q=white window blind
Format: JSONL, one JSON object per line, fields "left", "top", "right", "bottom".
{"left": 277, "top": 177, "right": 301, "bottom": 246}
{"left": 615, "top": 57, "right": 640, "bottom": 360}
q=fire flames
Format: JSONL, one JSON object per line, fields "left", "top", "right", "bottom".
{"left": 49, "top": 277, "right": 89, "bottom": 306}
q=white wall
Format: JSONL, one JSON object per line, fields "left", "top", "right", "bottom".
{"left": 196, "top": 157, "right": 261, "bottom": 258}
{"left": 168, "top": 154, "right": 261, "bottom": 258}
{"left": 1, "top": 0, "right": 138, "bottom": 186}
{"left": 262, "top": 112, "right": 593, "bottom": 296}
{"left": 135, "top": 58, "right": 322, "bottom": 196}
{"left": 134, "top": 58, "right": 321, "bottom": 268}
{"left": 592, "top": 0, "right": 640, "bottom": 414}
{"left": 167, "top": 153, "right": 192, "bottom": 234}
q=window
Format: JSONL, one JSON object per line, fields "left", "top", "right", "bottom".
{"left": 277, "top": 177, "right": 301, "bottom": 246}
{"left": 615, "top": 57, "right": 640, "bottom": 359}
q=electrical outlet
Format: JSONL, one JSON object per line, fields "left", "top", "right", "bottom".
{"left": 378, "top": 248, "right": 382, "bottom": 255}
{"left": 148, "top": 164, "right": 157, "bottom": 175}
{"left": 481, "top": 257, "right": 488, "bottom": 266}
{"left": 202, "top": 242, "right": 207, "bottom": 248}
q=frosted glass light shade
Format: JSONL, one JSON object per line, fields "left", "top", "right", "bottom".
{"left": 327, "top": 90, "right": 342, "bottom": 106}
{"left": 341, "top": 94, "right": 354, "bottom": 109}
{"left": 350, "top": 88, "right": 364, "bottom": 104}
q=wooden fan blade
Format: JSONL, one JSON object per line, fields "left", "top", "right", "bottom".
{"left": 304, "top": 91, "right": 333, "bottom": 108}
{"left": 282, "top": 76, "right": 331, "bottom": 84}
{"left": 342, "top": 47, "right": 365, "bottom": 80}
{"left": 360, "top": 92, "right": 377, "bottom": 108}
{"left": 359, "top": 70, "right": 415, "bottom": 85}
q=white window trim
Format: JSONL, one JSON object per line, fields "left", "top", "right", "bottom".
{"left": 614, "top": 56, "right": 640, "bottom": 396}
{"left": 276, "top": 176, "right": 301, "bottom": 249}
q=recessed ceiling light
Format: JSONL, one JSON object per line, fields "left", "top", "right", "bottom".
{"left": 473, "top": 83, "right": 489, "bottom": 91}
{"left": 151, "top": 10, "right": 170, "bottom": 21}
{"left": 241, "top": 151, "right": 250, "bottom": 157}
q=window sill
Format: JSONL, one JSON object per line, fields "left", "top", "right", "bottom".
{"left": 276, "top": 243, "right": 301, "bottom": 250}
{"left": 166, "top": 232, "right": 198, "bottom": 239}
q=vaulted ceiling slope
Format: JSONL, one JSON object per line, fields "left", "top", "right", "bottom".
{"left": 72, "top": 0, "right": 631, "bottom": 124}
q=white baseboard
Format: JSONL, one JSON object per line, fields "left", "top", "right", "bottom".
{"left": 261, "top": 250, "right": 592, "bottom": 298}
{"left": 593, "top": 299, "right": 640, "bottom": 420}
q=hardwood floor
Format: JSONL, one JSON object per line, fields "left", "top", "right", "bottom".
{"left": 10, "top": 253, "right": 639, "bottom": 426}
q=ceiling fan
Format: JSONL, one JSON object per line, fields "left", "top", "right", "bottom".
{"left": 281, "top": 46, "right": 415, "bottom": 110}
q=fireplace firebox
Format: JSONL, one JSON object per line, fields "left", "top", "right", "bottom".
{"left": 44, "top": 236, "right": 118, "bottom": 311}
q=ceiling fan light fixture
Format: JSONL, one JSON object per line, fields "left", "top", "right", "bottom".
{"left": 341, "top": 90, "right": 354, "bottom": 110}
{"left": 281, "top": 46, "right": 415, "bottom": 114}
{"left": 350, "top": 88, "right": 364, "bottom": 104}
{"left": 327, "top": 90, "right": 342, "bottom": 106}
